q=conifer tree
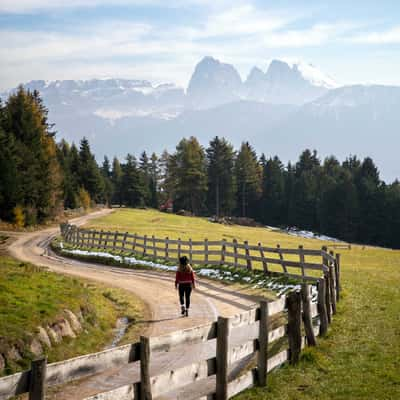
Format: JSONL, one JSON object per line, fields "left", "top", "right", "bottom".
{"left": 206, "top": 136, "right": 235, "bottom": 217}
{"left": 3, "top": 86, "right": 62, "bottom": 223}
{"left": 101, "top": 155, "right": 113, "bottom": 206}
{"left": 235, "top": 142, "right": 261, "bottom": 218}
{"left": 171, "top": 137, "right": 207, "bottom": 214}
{"left": 111, "top": 157, "right": 123, "bottom": 206}
{"left": 121, "top": 154, "right": 146, "bottom": 207}
{"left": 78, "top": 137, "right": 104, "bottom": 203}
{"left": 260, "top": 156, "right": 285, "bottom": 226}
{"left": 139, "top": 151, "right": 151, "bottom": 205}
{"left": 149, "top": 152, "right": 159, "bottom": 208}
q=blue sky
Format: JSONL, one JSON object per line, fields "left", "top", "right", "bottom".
{"left": 1, "top": 0, "right": 400, "bottom": 90}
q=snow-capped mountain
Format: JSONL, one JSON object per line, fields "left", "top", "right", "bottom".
{"left": 244, "top": 59, "right": 338, "bottom": 105}
{"left": 2, "top": 56, "right": 400, "bottom": 181}
{"left": 186, "top": 56, "right": 243, "bottom": 109}
{"left": 16, "top": 78, "right": 185, "bottom": 121}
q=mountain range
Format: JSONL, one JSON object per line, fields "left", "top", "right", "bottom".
{"left": 2, "top": 56, "right": 400, "bottom": 182}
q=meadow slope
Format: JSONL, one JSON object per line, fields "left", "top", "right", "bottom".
{"left": 85, "top": 209, "right": 400, "bottom": 400}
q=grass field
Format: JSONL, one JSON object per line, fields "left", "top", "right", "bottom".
{"left": 85, "top": 208, "right": 400, "bottom": 400}
{"left": 0, "top": 256, "right": 147, "bottom": 375}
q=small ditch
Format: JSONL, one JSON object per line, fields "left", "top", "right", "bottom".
{"left": 106, "top": 317, "right": 130, "bottom": 348}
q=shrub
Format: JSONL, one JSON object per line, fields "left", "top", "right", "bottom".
{"left": 78, "top": 188, "right": 91, "bottom": 210}
{"left": 13, "top": 205, "right": 25, "bottom": 228}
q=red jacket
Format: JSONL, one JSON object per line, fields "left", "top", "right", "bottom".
{"left": 175, "top": 270, "right": 195, "bottom": 288}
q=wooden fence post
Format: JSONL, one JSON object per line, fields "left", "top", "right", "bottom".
{"left": 140, "top": 336, "right": 152, "bottom": 400}
{"left": 220, "top": 239, "right": 226, "bottom": 265}
{"left": 216, "top": 316, "right": 230, "bottom": 400}
{"left": 105, "top": 231, "right": 111, "bottom": 250}
{"left": 301, "top": 284, "right": 316, "bottom": 346}
{"left": 299, "top": 245, "right": 305, "bottom": 278}
{"left": 91, "top": 230, "right": 95, "bottom": 248}
{"left": 29, "top": 357, "right": 47, "bottom": 400}
{"left": 244, "top": 241, "right": 252, "bottom": 270}
{"left": 321, "top": 245, "right": 328, "bottom": 268}
{"left": 76, "top": 229, "right": 80, "bottom": 247}
{"left": 122, "top": 232, "right": 128, "bottom": 252}
{"left": 233, "top": 239, "right": 238, "bottom": 267}
{"left": 287, "top": 291, "right": 302, "bottom": 364}
{"left": 328, "top": 256, "right": 337, "bottom": 315}
{"left": 277, "top": 244, "right": 288, "bottom": 274}
{"left": 113, "top": 231, "right": 118, "bottom": 250}
{"left": 152, "top": 235, "right": 157, "bottom": 259}
{"left": 189, "top": 238, "right": 193, "bottom": 264}
{"left": 257, "top": 301, "right": 269, "bottom": 386}
{"left": 324, "top": 271, "right": 332, "bottom": 323}
{"left": 143, "top": 235, "right": 147, "bottom": 256}
{"left": 258, "top": 243, "right": 268, "bottom": 273}
{"left": 165, "top": 237, "right": 169, "bottom": 260}
{"left": 177, "top": 238, "right": 181, "bottom": 259}
{"left": 132, "top": 233, "right": 137, "bottom": 252}
{"left": 317, "top": 278, "right": 328, "bottom": 336}
{"left": 335, "top": 253, "right": 341, "bottom": 301}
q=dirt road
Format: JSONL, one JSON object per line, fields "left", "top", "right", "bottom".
{"left": 4, "top": 210, "right": 261, "bottom": 399}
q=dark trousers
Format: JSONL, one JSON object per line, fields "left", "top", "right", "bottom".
{"left": 178, "top": 283, "right": 192, "bottom": 308}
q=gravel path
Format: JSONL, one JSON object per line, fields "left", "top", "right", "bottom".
{"left": 4, "top": 210, "right": 260, "bottom": 399}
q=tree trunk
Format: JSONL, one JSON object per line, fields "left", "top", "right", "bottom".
{"left": 216, "top": 178, "right": 220, "bottom": 218}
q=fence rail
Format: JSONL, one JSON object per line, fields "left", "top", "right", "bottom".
{"left": 0, "top": 225, "right": 341, "bottom": 400}
{"left": 59, "top": 224, "right": 340, "bottom": 283}
{"left": 1, "top": 280, "right": 338, "bottom": 400}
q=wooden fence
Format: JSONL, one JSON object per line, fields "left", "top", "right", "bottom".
{"left": 59, "top": 224, "right": 341, "bottom": 286}
{"left": 0, "top": 279, "right": 338, "bottom": 400}
{"left": 0, "top": 225, "right": 341, "bottom": 400}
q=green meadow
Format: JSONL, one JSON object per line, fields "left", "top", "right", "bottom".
{"left": 84, "top": 208, "right": 400, "bottom": 400}
{"left": 0, "top": 256, "right": 147, "bottom": 375}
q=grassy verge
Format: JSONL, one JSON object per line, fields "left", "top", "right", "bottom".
{"left": 0, "top": 256, "right": 148, "bottom": 376}
{"left": 84, "top": 208, "right": 400, "bottom": 400}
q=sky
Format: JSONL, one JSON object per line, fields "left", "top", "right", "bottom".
{"left": 1, "top": 0, "right": 400, "bottom": 91}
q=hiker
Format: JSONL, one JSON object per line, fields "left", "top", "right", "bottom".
{"left": 175, "top": 255, "right": 196, "bottom": 317}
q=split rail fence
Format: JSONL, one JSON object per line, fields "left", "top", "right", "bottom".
{"left": 59, "top": 224, "right": 341, "bottom": 287}
{"left": 0, "top": 225, "right": 341, "bottom": 400}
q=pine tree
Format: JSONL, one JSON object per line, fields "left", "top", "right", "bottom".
{"left": 206, "top": 136, "right": 235, "bottom": 217}
{"left": 149, "top": 152, "right": 160, "bottom": 208}
{"left": 78, "top": 137, "right": 104, "bottom": 203}
{"left": 139, "top": 151, "right": 151, "bottom": 206}
{"left": 234, "top": 142, "right": 261, "bottom": 218}
{"left": 3, "top": 86, "right": 62, "bottom": 223}
{"left": 111, "top": 157, "right": 123, "bottom": 206}
{"left": 171, "top": 137, "right": 207, "bottom": 214}
{"left": 0, "top": 120, "right": 18, "bottom": 221}
{"left": 289, "top": 149, "right": 321, "bottom": 230}
{"left": 121, "top": 154, "right": 146, "bottom": 207}
{"left": 101, "top": 156, "right": 113, "bottom": 206}
{"left": 260, "top": 156, "right": 285, "bottom": 226}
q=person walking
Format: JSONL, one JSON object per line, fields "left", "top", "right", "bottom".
{"left": 175, "top": 255, "right": 195, "bottom": 317}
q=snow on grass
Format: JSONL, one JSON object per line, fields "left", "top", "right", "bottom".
{"left": 59, "top": 245, "right": 318, "bottom": 301}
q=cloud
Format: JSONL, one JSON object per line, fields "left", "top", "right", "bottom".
{"left": 0, "top": 0, "right": 233, "bottom": 14}
{"left": 0, "top": 1, "right": 394, "bottom": 91}
{"left": 349, "top": 26, "right": 400, "bottom": 44}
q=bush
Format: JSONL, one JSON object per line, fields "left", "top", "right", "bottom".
{"left": 13, "top": 205, "right": 25, "bottom": 228}
{"left": 78, "top": 188, "right": 91, "bottom": 210}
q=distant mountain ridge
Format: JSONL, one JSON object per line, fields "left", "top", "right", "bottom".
{"left": 2, "top": 56, "right": 400, "bottom": 182}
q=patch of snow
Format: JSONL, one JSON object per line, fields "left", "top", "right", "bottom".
{"left": 60, "top": 246, "right": 318, "bottom": 300}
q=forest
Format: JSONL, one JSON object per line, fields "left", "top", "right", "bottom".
{"left": 1, "top": 87, "right": 399, "bottom": 248}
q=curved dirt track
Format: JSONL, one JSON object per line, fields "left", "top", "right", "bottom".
{"left": 4, "top": 210, "right": 261, "bottom": 399}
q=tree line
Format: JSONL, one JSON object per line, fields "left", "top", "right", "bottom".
{"left": 1, "top": 87, "right": 400, "bottom": 248}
